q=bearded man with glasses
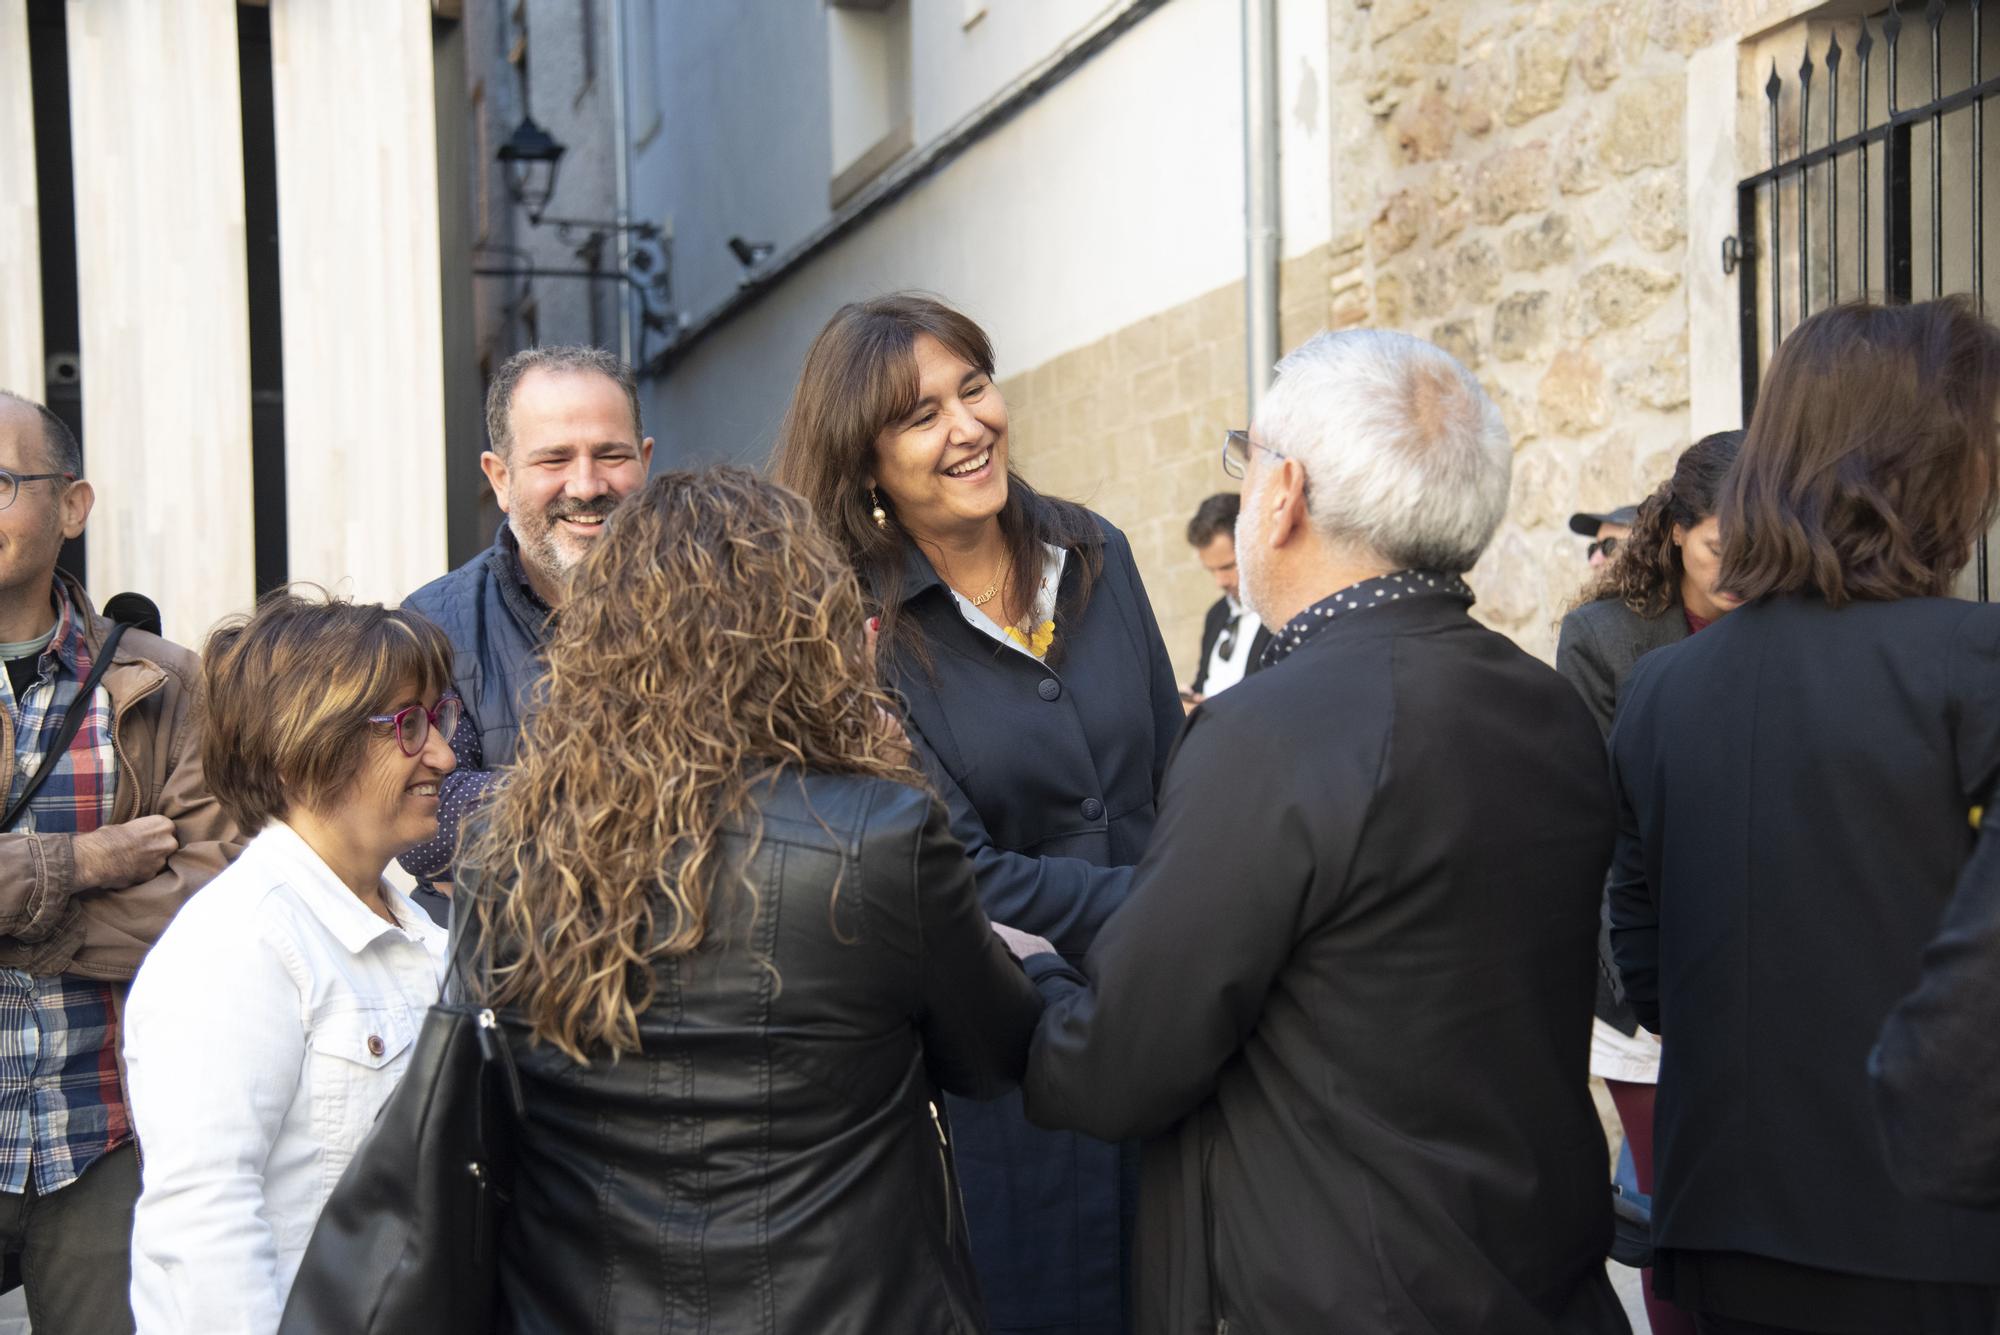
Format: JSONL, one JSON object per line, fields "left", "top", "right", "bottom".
{"left": 396, "top": 346, "right": 654, "bottom": 915}
{"left": 0, "top": 391, "right": 241, "bottom": 1335}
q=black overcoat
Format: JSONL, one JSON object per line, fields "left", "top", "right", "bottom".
{"left": 1609, "top": 593, "right": 2000, "bottom": 1290}
{"left": 1021, "top": 590, "right": 1628, "bottom": 1334}
{"left": 882, "top": 514, "right": 1183, "bottom": 1335}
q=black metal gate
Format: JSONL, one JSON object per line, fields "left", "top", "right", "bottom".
{"left": 1734, "top": 0, "right": 2000, "bottom": 595}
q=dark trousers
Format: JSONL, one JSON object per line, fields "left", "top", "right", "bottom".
{"left": 0, "top": 1141, "right": 139, "bottom": 1335}
{"left": 1694, "top": 1320, "right": 1824, "bottom": 1335}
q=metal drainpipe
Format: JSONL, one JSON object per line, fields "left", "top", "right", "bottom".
{"left": 1242, "top": 0, "right": 1280, "bottom": 418}
{"left": 609, "top": 0, "right": 635, "bottom": 365}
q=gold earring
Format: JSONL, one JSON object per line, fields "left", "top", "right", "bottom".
{"left": 869, "top": 487, "right": 888, "bottom": 530}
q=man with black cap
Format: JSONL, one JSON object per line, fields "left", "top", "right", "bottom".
{"left": 1570, "top": 503, "right": 1639, "bottom": 567}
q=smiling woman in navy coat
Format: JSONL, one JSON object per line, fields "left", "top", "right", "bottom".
{"left": 775, "top": 294, "right": 1183, "bottom": 1335}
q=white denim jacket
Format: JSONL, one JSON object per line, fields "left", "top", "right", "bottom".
{"left": 123, "top": 820, "right": 448, "bottom": 1335}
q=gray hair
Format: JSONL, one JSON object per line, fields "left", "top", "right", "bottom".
{"left": 0, "top": 390, "right": 83, "bottom": 478}
{"left": 1253, "top": 329, "right": 1509, "bottom": 574}
{"left": 484, "top": 345, "right": 642, "bottom": 458}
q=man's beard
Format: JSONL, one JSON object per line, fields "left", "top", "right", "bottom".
{"left": 511, "top": 494, "right": 618, "bottom": 587}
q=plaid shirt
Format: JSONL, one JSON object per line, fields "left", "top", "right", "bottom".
{"left": 0, "top": 583, "right": 128, "bottom": 1195}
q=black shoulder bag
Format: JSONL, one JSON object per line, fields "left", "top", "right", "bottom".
{"left": 277, "top": 916, "right": 524, "bottom": 1335}
{"left": 0, "top": 621, "right": 130, "bottom": 833}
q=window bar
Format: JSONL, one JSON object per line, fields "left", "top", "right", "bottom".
{"left": 1829, "top": 33, "right": 1843, "bottom": 303}
{"left": 1931, "top": 0, "right": 1947, "bottom": 299}
{"left": 1860, "top": 21, "right": 1874, "bottom": 296}
{"left": 1769, "top": 61, "right": 1785, "bottom": 349}
{"left": 1886, "top": 2, "right": 1913, "bottom": 301}
{"left": 1800, "top": 48, "right": 1814, "bottom": 319}
{"left": 1976, "top": 0, "right": 1990, "bottom": 598}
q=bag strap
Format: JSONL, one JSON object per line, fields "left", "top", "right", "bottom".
{"left": 1, "top": 621, "right": 130, "bottom": 834}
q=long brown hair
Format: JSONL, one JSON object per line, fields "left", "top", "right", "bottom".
{"left": 1719, "top": 298, "right": 2000, "bottom": 606}
{"left": 466, "top": 468, "right": 924, "bottom": 1062}
{"left": 770, "top": 293, "right": 1101, "bottom": 666}
{"left": 1582, "top": 431, "right": 1743, "bottom": 618}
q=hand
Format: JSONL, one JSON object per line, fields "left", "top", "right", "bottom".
{"left": 72, "top": 815, "right": 178, "bottom": 890}
{"left": 992, "top": 922, "right": 1056, "bottom": 962}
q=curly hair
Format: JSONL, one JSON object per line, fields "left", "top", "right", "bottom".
{"left": 465, "top": 468, "right": 925, "bottom": 1063}
{"left": 1580, "top": 431, "right": 1744, "bottom": 618}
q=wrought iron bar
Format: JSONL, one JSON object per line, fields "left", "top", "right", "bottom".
{"left": 1801, "top": 48, "right": 1815, "bottom": 317}
{"left": 1830, "top": 33, "right": 1843, "bottom": 301}
{"left": 1769, "top": 62, "right": 1785, "bottom": 347}
{"left": 1886, "top": 2, "right": 1913, "bottom": 300}
{"left": 1739, "top": 184, "right": 1762, "bottom": 421}
{"left": 1931, "top": 0, "right": 1947, "bottom": 297}
{"left": 1734, "top": 71, "right": 2000, "bottom": 188}
{"left": 1977, "top": 0, "right": 1991, "bottom": 599}
{"left": 1860, "top": 21, "right": 1874, "bottom": 294}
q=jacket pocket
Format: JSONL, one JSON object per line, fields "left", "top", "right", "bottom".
{"left": 306, "top": 1006, "right": 417, "bottom": 1187}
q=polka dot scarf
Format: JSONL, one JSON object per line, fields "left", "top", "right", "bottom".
{"left": 1259, "top": 570, "right": 1475, "bottom": 670}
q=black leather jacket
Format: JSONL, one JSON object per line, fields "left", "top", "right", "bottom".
{"left": 489, "top": 772, "right": 1044, "bottom": 1334}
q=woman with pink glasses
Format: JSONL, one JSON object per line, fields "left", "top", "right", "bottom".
{"left": 121, "top": 591, "right": 459, "bottom": 1335}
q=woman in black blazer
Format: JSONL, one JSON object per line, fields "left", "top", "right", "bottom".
{"left": 1557, "top": 429, "right": 1740, "bottom": 1335}
{"left": 774, "top": 295, "right": 1183, "bottom": 1335}
{"left": 1608, "top": 298, "right": 2000, "bottom": 1335}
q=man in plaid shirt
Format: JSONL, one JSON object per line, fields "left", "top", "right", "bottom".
{"left": 0, "top": 392, "right": 240, "bottom": 1334}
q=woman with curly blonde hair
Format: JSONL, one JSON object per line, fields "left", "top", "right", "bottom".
{"left": 460, "top": 467, "right": 1042, "bottom": 1334}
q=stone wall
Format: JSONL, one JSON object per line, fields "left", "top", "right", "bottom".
{"left": 1004, "top": 0, "right": 1755, "bottom": 669}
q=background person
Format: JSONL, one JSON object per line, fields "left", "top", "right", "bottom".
{"left": 461, "top": 469, "right": 1042, "bottom": 1333}
{"left": 0, "top": 391, "right": 240, "bottom": 1335}
{"left": 1609, "top": 298, "right": 2000, "bottom": 1335}
{"left": 1557, "top": 428, "right": 1742, "bottom": 1335}
{"left": 124, "top": 592, "right": 457, "bottom": 1335}
{"left": 1182, "top": 492, "right": 1268, "bottom": 707}
{"left": 397, "top": 346, "right": 654, "bottom": 908}
{"left": 773, "top": 294, "right": 1183, "bottom": 1335}
{"left": 1011, "top": 330, "right": 1627, "bottom": 1334}
{"left": 1573, "top": 503, "right": 1641, "bottom": 567}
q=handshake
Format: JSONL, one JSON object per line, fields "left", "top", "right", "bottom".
{"left": 73, "top": 815, "right": 178, "bottom": 890}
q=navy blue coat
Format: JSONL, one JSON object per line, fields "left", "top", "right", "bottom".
{"left": 882, "top": 515, "right": 1183, "bottom": 1335}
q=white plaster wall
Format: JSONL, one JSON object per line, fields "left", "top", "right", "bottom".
{"left": 829, "top": 1, "right": 910, "bottom": 173}
{"left": 909, "top": 0, "right": 1118, "bottom": 141}
{"left": 269, "top": 0, "right": 449, "bottom": 607}
{"left": 0, "top": 0, "right": 40, "bottom": 397}
{"left": 1277, "top": 0, "right": 1333, "bottom": 261}
{"left": 66, "top": 0, "right": 255, "bottom": 642}
{"left": 647, "top": 0, "right": 1268, "bottom": 465}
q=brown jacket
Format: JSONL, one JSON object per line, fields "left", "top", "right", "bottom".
{"left": 0, "top": 572, "right": 241, "bottom": 980}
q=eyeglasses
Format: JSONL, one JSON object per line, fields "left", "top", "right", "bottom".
{"left": 367, "top": 694, "right": 463, "bottom": 757}
{"left": 1221, "top": 429, "right": 1272, "bottom": 479}
{"left": 0, "top": 468, "right": 75, "bottom": 512}
{"left": 1588, "top": 536, "right": 1621, "bottom": 561}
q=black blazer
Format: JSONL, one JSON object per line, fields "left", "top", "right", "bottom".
{"left": 1189, "top": 596, "right": 1271, "bottom": 695}
{"left": 1022, "top": 591, "right": 1625, "bottom": 1334}
{"left": 481, "top": 773, "right": 1043, "bottom": 1334}
{"left": 882, "top": 514, "right": 1184, "bottom": 1335}
{"left": 1873, "top": 802, "right": 2000, "bottom": 1208}
{"left": 1609, "top": 593, "right": 2000, "bottom": 1285}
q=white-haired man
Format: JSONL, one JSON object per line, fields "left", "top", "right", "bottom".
{"left": 1004, "top": 331, "right": 1629, "bottom": 1332}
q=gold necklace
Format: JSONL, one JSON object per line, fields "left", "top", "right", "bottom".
{"left": 969, "top": 576, "right": 1001, "bottom": 607}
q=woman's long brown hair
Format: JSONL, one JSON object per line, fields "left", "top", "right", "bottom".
{"left": 1580, "top": 431, "right": 1742, "bottom": 618}
{"left": 770, "top": 292, "right": 1101, "bottom": 668}
{"left": 466, "top": 468, "right": 924, "bottom": 1063}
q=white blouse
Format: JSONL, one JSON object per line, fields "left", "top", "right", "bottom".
{"left": 124, "top": 820, "right": 448, "bottom": 1335}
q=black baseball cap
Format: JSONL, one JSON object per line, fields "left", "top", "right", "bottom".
{"left": 1568, "top": 504, "right": 1640, "bottom": 537}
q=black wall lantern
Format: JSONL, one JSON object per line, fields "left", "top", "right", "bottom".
{"left": 497, "top": 114, "right": 565, "bottom": 225}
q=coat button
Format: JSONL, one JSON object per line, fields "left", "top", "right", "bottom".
{"left": 367, "top": 1034, "right": 385, "bottom": 1057}
{"left": 1080, "top": 798, "right": 1104, "bottom": 821}
{"left": 1037, "top": 678, "right": 1060, "bottom": 701}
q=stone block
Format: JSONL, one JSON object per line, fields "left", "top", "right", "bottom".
{"left": 1505, "top": 27, "right": 1571, "bottom": 127}
{"left": 1580, "top": 262, "right": 1679, "bottom": 330}
{"left": 1649, "top": 0, "right": 1726, "bottom": 56}
{"left": 1429, "top": 318, "right": 1482, "bottom": 370}
{"left": 1574, "top": 12, "right": 1618, "bottom": 91}
{"left": 1374, "top": 273, "right": 1407, "bottom": 327}
{"left": 1577, "top": 432, "right": 1636, "bottom": 511}
{"left": 1467, "top": 525, "right": 1541, "bottom": 629}
{"left": 1557, "top": 109, "right": 1608, "bottom": 197}
{"left": 1628, "top": 170, "right": 1686, "bottom": 253}
{"left": 1132, "top": 360, "right": 1180, "bottom": 417}
{"left": 1454, "top": 60, "right": 1502, "bottom": 137}
{"left": 1405, "top": 254, "right": 1455, "bottom": 320}
{"left": 1473, "top": 141, "right": 1554, "bottom": 226}
{"left": 1481, "top": 376, "right": 1539, "bottom": 448}
{"left": 1371, "top": 188, "right": 1424, "bottom": 262}
{"left": 1370, "top": 0, "right": 1432, "bottom": 45}
{"left": 1625, "top": 339, "right": 1691, "bottom": 411}
{"left": 1508, "top": 439, "right": 1574, "bottom": 532}
{"left": 1452, "top": 237, "right": 1503, "bottom": 304}
{"left": 1603, "top": 76, "right": 1685, "bottom": 176}
{"left": 1492, "top": 289, "right": 1557, "bottom": 362}
{"left": 1112, "top": 314, "right": 1167, "bottom": 373}
{"left": 1538, "top": 345, "right": 1610, "bottom": 435}
{"left": 1393, "top": 88, "right": 1456, "bottom": 163}
{"left": 1502, "top": 212, "right": 1576, "bottom": 271}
